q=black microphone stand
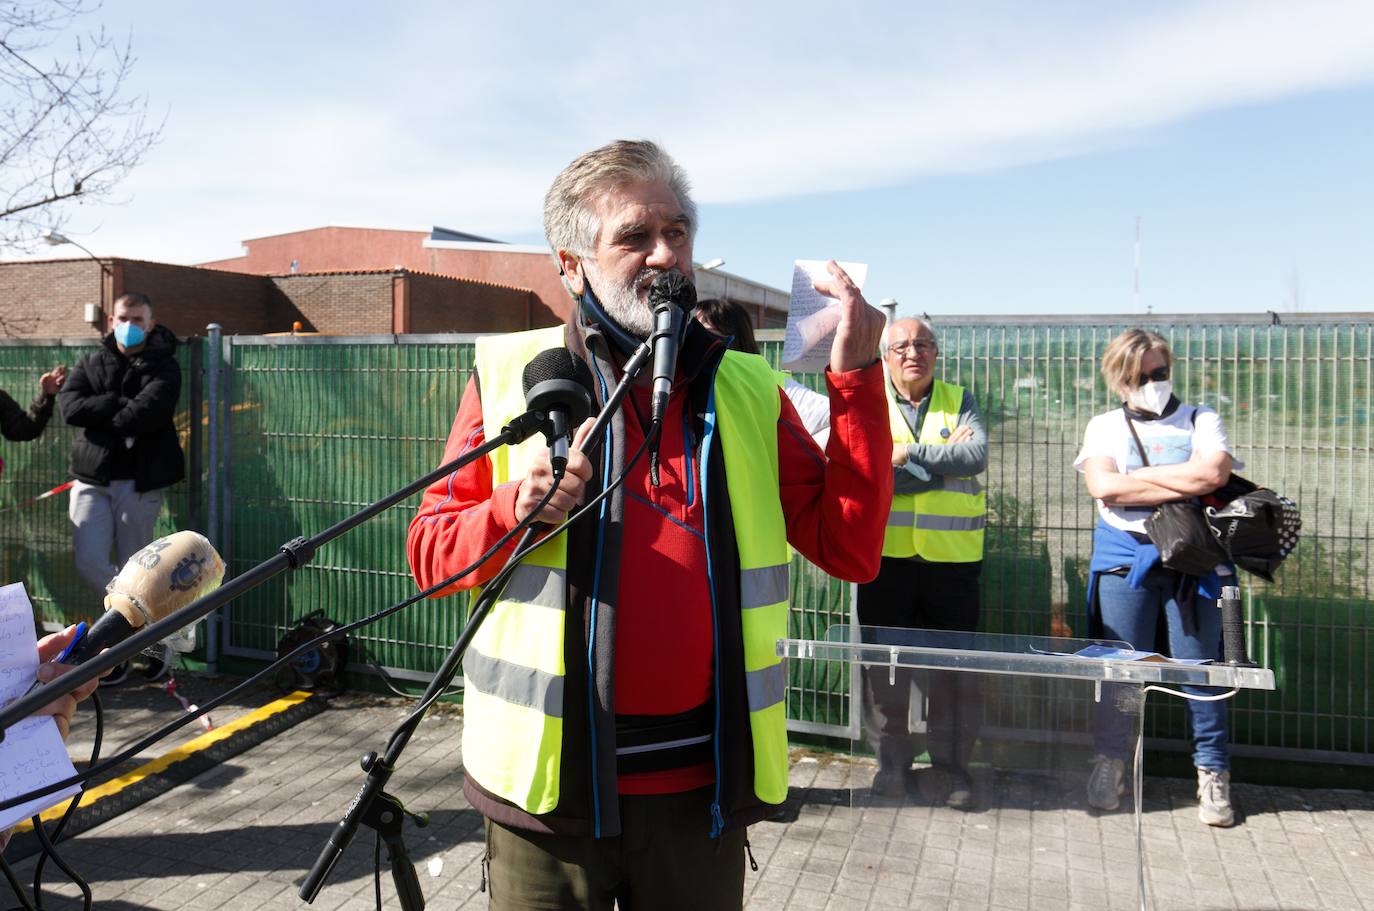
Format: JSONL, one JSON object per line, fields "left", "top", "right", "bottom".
{"left": 299, "top": 523, "right": 538, "bottom": 909}
{"left": 301, "top": 337, "right": 654, "bottom": 909}
{"left": 0, "top": 409, "right": 551, "bottom": 739}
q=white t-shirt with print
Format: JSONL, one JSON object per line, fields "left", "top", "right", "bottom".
{"left": 1073, "top": 404, "right": 1239, "bottom": 534}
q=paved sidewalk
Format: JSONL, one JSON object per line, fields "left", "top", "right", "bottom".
{"left": 6, "top": 687, "right": 1374, "bottom": 910}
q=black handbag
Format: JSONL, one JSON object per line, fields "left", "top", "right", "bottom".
{"left": 1205, "top": 488, "right": 1302, "bottom": 582}
{"left": 1123, "top": 408, "right": 1301, "bottom": 580}
{"left": 1124, "top": 410, "right": 1228, "bottom": 576}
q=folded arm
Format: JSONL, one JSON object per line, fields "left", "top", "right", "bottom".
{"left": 1082, "top": 450, "right": 1233, "bottom": 506}
{"left": 58, "top": 361, "right": 122, "bottom": 428}
{"left": 1130, "top": 451, "right": 1232, "bottom": 496}
{"left": 110, "top": 362, "right": 182, "bottom": 435}
{"left": 903, "top": 389, "right": 989, "bottom": 480}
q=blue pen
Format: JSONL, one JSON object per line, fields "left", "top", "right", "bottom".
{"left": 53, "top": 621, "right": 87, "bottom": 664}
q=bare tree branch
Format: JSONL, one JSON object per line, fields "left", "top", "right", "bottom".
{"left": 0, "top": 0, "right": 161, "bottom": 250}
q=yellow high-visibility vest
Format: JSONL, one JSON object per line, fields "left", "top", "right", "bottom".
{"left": 883, "top": 379, "right": 986, "bottom": 562}
{"left": 465, "top": 327, "right": 791, "bottom": 814}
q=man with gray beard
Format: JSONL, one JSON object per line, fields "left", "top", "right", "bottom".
{"left": 408, "top": 139, "right": 892, "bottom": 910}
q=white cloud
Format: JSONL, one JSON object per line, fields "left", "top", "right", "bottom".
{"left": 10, "top": 0, "right": 1374, "bottom": 264}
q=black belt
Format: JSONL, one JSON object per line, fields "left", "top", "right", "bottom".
{"left": 614, "top": 700, "right": 714, "bottom": 775}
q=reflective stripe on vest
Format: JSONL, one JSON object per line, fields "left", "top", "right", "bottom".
{"left": 710, "top": 350, "right": 791, "bottom": 805}
{"left": 883, "top": 379, "right": 986, "bottom": 563}
{"left": 464, "top": 325, "right": 569, "bottom": 815}
{"left": 467, "top": 330, "right": 791, "bottom": 813}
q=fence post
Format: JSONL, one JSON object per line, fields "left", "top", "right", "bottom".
{"left": 205, "top": 324, "right": 222, "bottom": 673}
{"left": 186, "top": 336, "right": 203, "bottom": 536}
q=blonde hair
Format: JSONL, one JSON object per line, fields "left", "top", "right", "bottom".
{"left": 1101, "top": 328, "right": 1173, "bottom": 398}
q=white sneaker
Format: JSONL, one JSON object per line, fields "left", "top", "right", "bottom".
{"left": 1197, "top": 767, "right": 1235, "bottom": 827}
{"left": 1087, "top": 755, "right": 1125, "bottom": 811}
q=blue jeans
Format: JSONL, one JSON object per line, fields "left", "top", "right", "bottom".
{"left": 1093, "top": 568, "right": 1230, "bottom": 771}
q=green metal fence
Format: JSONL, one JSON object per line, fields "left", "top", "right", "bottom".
{"left": 214, "top": 321, "right": 1374, "bottom": 764}
{"left": 215, "top": 335, "right": 476, "bottom": 681}
{"left": 912, "top": 320, "right": 1374, "bottom": 760}
{"left": 0, "top": 338, "right": 199, "bottom": 629}
{"left": 3, "top": 317, "right": 1370, "bottom": 767}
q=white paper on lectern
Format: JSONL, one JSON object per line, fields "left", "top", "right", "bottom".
{"left": 781, "top": 260, "right": 869, "bottom": 373}
{"left": 0, "top": 583, "right": 83, "bottom": 831}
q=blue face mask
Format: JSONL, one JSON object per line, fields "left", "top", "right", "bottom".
{"left": 114, "top": 322, "right": 146, "bottom": 349}
{"left": 578, "top": 281, "right": 641, "bottom": 358}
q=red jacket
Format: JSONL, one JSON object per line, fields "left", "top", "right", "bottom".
{"left": 407, "top": 323, "right": 891, "bottom": 830}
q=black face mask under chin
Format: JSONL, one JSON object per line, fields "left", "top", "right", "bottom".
{"left": 579, "top": 280, "right": 643, "bottom": 358}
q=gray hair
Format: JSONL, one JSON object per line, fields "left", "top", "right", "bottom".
{"left": 881, "top": 317, "right": 938, "bottom": 354}
{"left": 543, "top": 140, "right": 698, "bottom": 276}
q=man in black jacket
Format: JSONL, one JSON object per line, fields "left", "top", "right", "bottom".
{"left": 58, "top": 292, "right": 184, "bottom": 593}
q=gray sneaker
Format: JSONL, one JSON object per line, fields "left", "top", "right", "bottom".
{"left": 945, "top": 769, "right": 975, "bottom": 809}
{"left": 1087, "top": 755, "right": 1125, "bottom": 811}
{"left": 1197, "top": 767, "right": 1235, "bottom": 827}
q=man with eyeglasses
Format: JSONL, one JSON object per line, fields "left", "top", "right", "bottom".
{"left": 861, "top": 317, "right": 988, "bottom": 806}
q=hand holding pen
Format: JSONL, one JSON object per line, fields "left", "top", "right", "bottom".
{"left": 33, "top": 623, "right": 100, "bottom": 740}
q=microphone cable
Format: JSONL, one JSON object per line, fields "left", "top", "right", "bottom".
{"left": 313, "top": 425, "right": 659, "bottom": 909}
{"left": 0, "top": 852, "right": 34, "bottom": 911}
{"left": 0, "top": 353, "right": 660, "bottom": 909}
{"left": 0, "top": 475, "right": 566, "bottom": 816}
{"left": 388, "top": 422, "right": 657, "bottom": 734}
{"left": 0, "top": 408, "right": 656, "bottom": 816}
{"left": 30, "top": 689, "right": 100, "bottom": 910}
{"left": 0, "top": 395, "right": 659, "bottom": 813}
{"left": 0, "top": 379, "right": 658, "bottom": 814}
{"left": 0, "top": 476, "right": 575, "bottom": 911}
{"left": 1128, "top": 684, "right": 1239, "bottom": 908}
{"left": 0, "top": 692, "right": 104, "bottom": 911}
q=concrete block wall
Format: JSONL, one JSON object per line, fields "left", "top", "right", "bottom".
{"left": 270, "top": 273, "right": 395, "bottom": 335}
{"left": 118, "top": 261, "right": 288, "bottom": 336}
{"left": 0, "top": 259, "right": 107, "bottom": 338}
{"left": 407, "top": 273, "right": 555, "bottom": 333}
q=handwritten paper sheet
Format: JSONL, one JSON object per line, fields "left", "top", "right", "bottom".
{"left": 781, "top": 260, "right": 869, "bottom": 373}
{"left": 0, "top": 583, "right": 82, "bottom": 831}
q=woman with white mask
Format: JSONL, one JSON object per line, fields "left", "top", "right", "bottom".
{"left": 1073, "top": 328, "right": 1241, "bottom": 827}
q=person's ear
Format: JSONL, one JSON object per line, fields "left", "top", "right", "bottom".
{"left": 558, "top": 250, "right": 585, "bottom": 295}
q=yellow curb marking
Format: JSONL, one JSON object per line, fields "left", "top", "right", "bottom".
{"left": 15, "top": 690, "right": 314, "bottom": 832}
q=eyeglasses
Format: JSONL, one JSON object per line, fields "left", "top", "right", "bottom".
{"left": 888, "top": 340, "right": 936, "bottom": 356}
{"left": 1136, "top": 365, "right": 1170, "bottom": 387}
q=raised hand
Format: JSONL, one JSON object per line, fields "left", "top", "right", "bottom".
{"left": 812, "top": 261, "right": 885, "bottom": 374}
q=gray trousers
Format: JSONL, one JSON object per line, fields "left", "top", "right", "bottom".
{"left": 68, "top": 479, "right": 163, "bottom": 593}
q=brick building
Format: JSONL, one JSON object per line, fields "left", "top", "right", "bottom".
{"left": 0, "top": 256, "right": 549, "bottom": 339}
{"left": 202, "top": 226, "right": 791, "bottom": 329}
{"left": 1, "top": 225, "right": 789, "bottom": 340}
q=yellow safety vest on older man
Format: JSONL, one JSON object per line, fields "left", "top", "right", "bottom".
{"left": 882, "top": 379, "right": 986, "bottom": 563}
{"left": 463, "top": 325, "right": 792, "bottom": 817}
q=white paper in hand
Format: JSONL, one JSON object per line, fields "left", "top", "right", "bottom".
{"left": 0, "top": 583, "right": 82, "bottom": 832}
{"left": 782, "top": 260, "right": 868, "bottom": 373}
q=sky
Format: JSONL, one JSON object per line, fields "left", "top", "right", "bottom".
{"left": 10, "top": 0, "right": 1374, "bottom": 316}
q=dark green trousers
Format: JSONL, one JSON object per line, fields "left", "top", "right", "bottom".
{"left": 484, "top": 786, "right": 746, "bottom": 910}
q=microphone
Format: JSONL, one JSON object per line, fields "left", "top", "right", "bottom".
{"left": 648, "top": 271, "right": 697, "bottom": 426}
{"left": 66, "top": 531, "right": 226, "bottom": 665}
{"left": 521, "top": 348, "right": 594, "bottom": 478}
{"left": 1218, "top": 584, "right": 1254, "bottom": 667}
